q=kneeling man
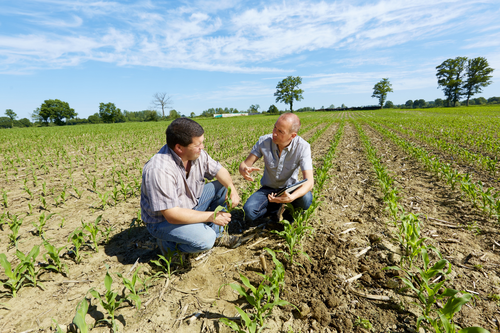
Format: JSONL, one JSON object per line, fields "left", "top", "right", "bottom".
{"left": 141, "top": 118, "right": 241, "bottom": 254}
{"left": 239, "top": 113, "right": 314, "bottom": 223}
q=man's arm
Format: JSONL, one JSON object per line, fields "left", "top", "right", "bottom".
{"left": 161, "top": 207, "right": 231, "bottom": 226}
{"left": 215, "top": 166, "right": 240, "bottom": 208}
{"left": 239, "top": 153, "right": 261, "bottom": 181}
{"left": 268, "top": 169, "right": 314, "bottom": 204}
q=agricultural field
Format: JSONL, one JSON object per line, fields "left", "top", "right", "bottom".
{"left": 1, "top": 106, "right": 500, "bottom": 333}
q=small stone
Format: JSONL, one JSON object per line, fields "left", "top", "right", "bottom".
{"left": 368, "top": 233, "right": 382, "bottom": 244}
{"left": 298, "top": 303, "right": 310, "bottom": 318}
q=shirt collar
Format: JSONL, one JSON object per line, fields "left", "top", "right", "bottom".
{"left": 168, "top": 146, "right": 199, "bottom": 168}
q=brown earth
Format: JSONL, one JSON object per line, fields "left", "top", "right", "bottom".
{"left": 1, "top": 116, "right": 500, "bottom": 333}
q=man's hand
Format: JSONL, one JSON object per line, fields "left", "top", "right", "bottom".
{"left": 268, "top": 191, "right": 293, "bottom": 204}
{"left": 212, "top": 211, "right": 231, "bottom": 227}
{"left": 228, "top": 187, "right": 240, "bottom": 208}
{"left": 239, "top": 165, "right": 261, "bottom": 181}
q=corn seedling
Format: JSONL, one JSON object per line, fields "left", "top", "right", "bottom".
{"left": 73, "top": 185, "right": 83, "bottom": 199}
{"left": 0, "top": 253, "right": 25, "bottom": 297}
{"left": 7, "top": 214, "right": 23, "bottom": 248}
{"left": 23, "top": 185, "right": 34, "bottom": 200}
{"left": 42, "top": 240, "right": 68, "bottom": 275}
{"left": 32, "top": 212, "right": 55, "bottom": 237}
{"left": 83, "top": 215, "right": 102, "bottom": 252}
{"left": 72, "top": 297, "right": 89, "bottom": 333}
{"left": 116, "top": 266, "right": 144, "bottom": 310}
{"left": 27, "top": 202, "right": 33, "bottom": 216}
{"left": 150, "top": 248, "right": 180, "bottom": 279}
{"left": 40, "top": 195, "right": 48, "bottom": 210}
{"left": 271, "top": 205, "right": 314, "bottom": 266}
{"left": 42, "top": 181, "right": 47, "bottom": 196}
{"left": 354, "top": 317, "right": 373, "bottom": 331}
{"left": 220, "top": 248, "right": 293, "bottom": 332}
{"left": 97, "top": 190, "right": 110, "bottom": 209}
{"left": 89, "top": 268, "right": 127, "bottom": 332}
{"left": 15, "top": 245, "right": 43, "bottom": 290}
{"left": 2, "top": 190, "right": 7, "bottom": 208}
{"left": 68, "top": 227, "right": 86, "bottom": 263}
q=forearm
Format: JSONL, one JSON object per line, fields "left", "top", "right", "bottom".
{"left": 216, "top": 167, "right": 236, "bottom": 191}
{"left": 161, "top": 207, "right": 214, "bottom": 225}
{"left": 289, "top": 178, "right": 314, "bottom": 201}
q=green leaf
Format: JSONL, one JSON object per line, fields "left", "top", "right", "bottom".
{"left": 0, "top": 254, "right": 13, "bottom": 279}
{"left": 72, "top": 298, "right": 89, "bottom": 333}
{"left": 104, "top": 271, "right": 112, "bottom": 292}
{"left": 441, "top": 293, "right": 472, "bottom": 319}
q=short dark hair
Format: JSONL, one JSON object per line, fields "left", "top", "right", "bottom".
{"left": 166, "top": 118, "right": 204, "bottom": 149}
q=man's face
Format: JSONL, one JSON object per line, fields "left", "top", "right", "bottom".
{"left": 183, "top": 135, "right": 205, "bottom": 160}
{"left": 272, "top": 118, "right": 294, "bottom": 146}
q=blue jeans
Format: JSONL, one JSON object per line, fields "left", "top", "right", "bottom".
{"left": 146, "top": 180, "right": 227, "bottom": 253}
{"left": 243, "top": 186, "right": 312, "bottom": 222}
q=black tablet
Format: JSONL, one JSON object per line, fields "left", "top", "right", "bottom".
{"left": 275, "top": 179, "right": 308, "bottom": 196}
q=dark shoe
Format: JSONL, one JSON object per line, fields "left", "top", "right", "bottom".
{"left": 215, "top": 234, "right": 242, "bottom": 249}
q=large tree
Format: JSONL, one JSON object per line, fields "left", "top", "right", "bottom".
{"left": 99, "top": 102, "right": 123, "bottom": 123}
{"left": 151, "top": 92, "right": 172, "bottom": 118}
{"left": 371, "top": 78, "right": 393, "bottom": 108}
{"left": 274, "top": 76, "right": 303, "bottom": 112}
{"left": 436, "top": 57, "right": 467, "bottom": 107}
{"left": 39, "top": 99, "right": 77, "bottom": 125}
{"left": 462, "top": 57, "right": 494, "bottom": 106}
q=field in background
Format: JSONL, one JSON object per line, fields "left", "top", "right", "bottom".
{"left": 1, "top": 107, "right": 500, "bottom": 332}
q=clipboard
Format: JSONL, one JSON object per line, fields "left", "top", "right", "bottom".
{"left": 275, "top": 179, "right": 308, "bottom": 196}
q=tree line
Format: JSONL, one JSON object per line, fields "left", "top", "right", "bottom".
{"left": 372, "top": 56, "right": 494, "bottom": 108}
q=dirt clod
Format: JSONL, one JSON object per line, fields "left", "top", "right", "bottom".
{"left": 311, "top": 299, "right": 331, "bottom": 326}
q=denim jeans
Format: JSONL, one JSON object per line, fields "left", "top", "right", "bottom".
{"left": 243, "top": 186, "right": 312, "bottom": 222}
{"left": 146, "top": 180, "right": 227, "bottom": 253}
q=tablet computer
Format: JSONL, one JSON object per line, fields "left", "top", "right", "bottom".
{"left": 275, "top": 179, "right": 308, "bottom": 196}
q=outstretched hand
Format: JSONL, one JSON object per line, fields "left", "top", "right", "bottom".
{"left": 240, "top": 166, "right": 261, "bottom": 181}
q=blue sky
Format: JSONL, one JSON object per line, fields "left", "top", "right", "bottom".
{"left": 1, "top": 0, "right": 499, "bottom": 119}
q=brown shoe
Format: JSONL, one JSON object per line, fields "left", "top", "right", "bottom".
{"left": 215, "top": 234, "right": 242, "bottom": 249}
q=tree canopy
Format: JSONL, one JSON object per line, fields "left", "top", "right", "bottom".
{"left": 274, "top": 76, "right": 303, "bottom": 112}
{"left": 99, "top": 102, "right": 124, "bottom": 123}
{"left": 5, "top": 109, "right": 17, "bottom": 120}
{"left": 371, "top": 78, "right": 393, "bottom": 108}
{"left": 267, "top": 104, "right": 279, "bottom": 114}
{"left": 436, "top": 56, "right": 493, "bottom": 107}
{"left": 462, "top": 57, "right": 494, "bottom": 106}
{"left": 39, "top": 99, "right": 77, "bottom": 125}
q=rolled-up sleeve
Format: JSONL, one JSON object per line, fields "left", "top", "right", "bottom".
{"left": 300, "top": 145, "right": 313, "bottom": 171}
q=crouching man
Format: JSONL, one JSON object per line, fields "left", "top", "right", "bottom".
{"left": 140, "top": 118, "right": 241, "bottom": 254}
{"left": 239, "top": 113, "right": 314, "bottom": 223}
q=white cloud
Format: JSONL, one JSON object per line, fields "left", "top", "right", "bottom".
{"left": 0, "top": 0, "right": 498, "bottom": 74}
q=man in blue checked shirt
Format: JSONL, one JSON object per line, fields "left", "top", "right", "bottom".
{"left": 141, "top": 118, "right": 242, "bottom": 254}
{"left": 239, "top": 113, "right": 314, "bottom": 223}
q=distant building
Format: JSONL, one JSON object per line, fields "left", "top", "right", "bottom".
{"left": 214, "top": 113, "right": 249, "bottom": 118}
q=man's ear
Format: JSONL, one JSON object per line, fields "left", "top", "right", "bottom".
{"left": 174, "top": 144, "right": 184, "bottom": 155}
{"left": 290, "top": 132, "right": 297, "bottom": 139}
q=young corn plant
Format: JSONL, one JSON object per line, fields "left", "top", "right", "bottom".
{"left": 0, "top": 253, "right": 26, "bottom": 297}
{"left": 42, "top": 240, "right": 68, "bottom": 275}
{"left": 2, "top": 190, "right": 7, "bottom": 208}
{"left": 15, "top": 245, "right": 43, "bottom": 291}
{"left": 220, "top": 248, "right": 294, "bottom": 332}
{"left": 68, "top": 227, "right": 86, "bottom": 264}
{"left": 116, "top": 267, "right": 144, "bottom": 310}
{"left": 32, "top": 212, "right": 55, "bottom": 237}
{"left": 89, "top": 268, "right": 127, "bottom": 332}
{"left": 83, "top": 215, "right": 103, "bottom": 252}
{"left": 73, "top": 185, "right": 83, "bottom": 199}
{"left": 7, "top": 214, "right": 23, "bottom": 248}
{"left": 150, "top": 248, "right": 181, "bottom": 279}
{"left": 271, "top": 205, "right": 314, "bottom": 266}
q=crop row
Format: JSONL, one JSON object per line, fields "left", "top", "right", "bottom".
{"left": 354, "top": 120, "right": 488, "bottom": 333}
{"left": 363, "top": 120, "right": 500, "bottom": 223}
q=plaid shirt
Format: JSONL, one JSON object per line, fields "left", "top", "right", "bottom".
{"left": 140, "top": 145, "right": 222, "bottom": 224}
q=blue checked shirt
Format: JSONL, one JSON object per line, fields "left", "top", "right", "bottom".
{"left": 250, "top": 134, "right": 313, "bottom": 189}
{"left": 140, "top": 145, "right": 222, "bottom": 224}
